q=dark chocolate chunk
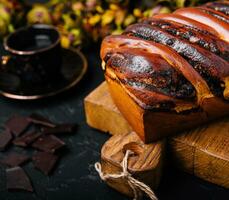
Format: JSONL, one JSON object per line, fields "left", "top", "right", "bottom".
{"left": 42, "top": 124, "right": 76, "bottom": 135}
{"left": 28, "top": 113, "right": 56, "bottom": 128}
{"left": 0, "top": 152, "right": 30, "bottom": 167}
{"left": 6, "top": 166, "right": 33, "bottom": 192}
{"left": 32, "top": 151, "right": 59, "bottom": 175}
{"left": 32, "top": 135, "right": 65, "bottom": 153}
{"left": 13, "top": 131, "right": 42, "bottom": 147}
{"left": 5, "top": 115, "right": 30, "bottom": 137}
{"left": 0, "top": 130, "right": 12, "bottom": 151}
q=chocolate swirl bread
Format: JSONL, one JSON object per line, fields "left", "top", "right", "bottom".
{"left": 100, "top": 1, "right": 229, "bottom": 143}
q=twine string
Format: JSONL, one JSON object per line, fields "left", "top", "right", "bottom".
{"left": 94, "top": 150, "right": 158, "bottom": 200}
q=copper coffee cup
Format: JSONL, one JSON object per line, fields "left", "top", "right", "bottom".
{"left": 2, "top": 24, "right": 62, "bottom": 84}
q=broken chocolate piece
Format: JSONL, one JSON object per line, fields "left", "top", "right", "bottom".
{"left": 28, "top": 113, "right": 56, "bottom": 128}
{"left": 0, "top": 130, "right": 12, "bottom": 151}
{"left": 13, "top": 131, "right": 42, "bottom": 147}
{"left": 0, "top": 152, "right": 30, "bottom": 167}
{"left": 32, "top": 135, "right": 65, "bottom": 153}
{"left": 32, "top": 151, "right": 59, "bottom": 175}
{"left": 42, "top": 124, "right": 76, "bottom": 135}
{"left": 6, "top": 166, "right": 33, "bottom": 192}
{"left": 5, "top": 115, "right": 30, "bottom": 137}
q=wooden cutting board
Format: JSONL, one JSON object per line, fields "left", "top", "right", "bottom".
{"left": 85, "top": 82, "right": 229, "bottom": 188}
{"left": 99, "top": 131, "right": 164, "bottom": 197}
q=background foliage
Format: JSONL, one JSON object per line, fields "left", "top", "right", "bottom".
{"left": 0, "top": 0, "right": 214, "bottom": 48}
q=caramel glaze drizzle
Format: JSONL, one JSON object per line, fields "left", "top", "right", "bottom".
{"left": 124, "top": 23, "right": 229, "bottom": 97}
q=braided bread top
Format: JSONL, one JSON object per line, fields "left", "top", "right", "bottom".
{"left": 101, "top": 1, "right": 229, "bottom": 112}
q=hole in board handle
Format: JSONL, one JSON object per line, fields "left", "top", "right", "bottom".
{"left": 122, "top": 142, "right": 144, "bottom": 156}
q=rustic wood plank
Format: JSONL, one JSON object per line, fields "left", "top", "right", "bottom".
{"left": 84, "top": 82, "right": 229, "bottom": 188}
{"left": 171, "top": 119, "right": 229, "bottom": 187}
{"left": 100, "top": 131, "right": 164, "bottom": 197}
{"left": 85, "top": 82, "right": 132, "bottom": 135}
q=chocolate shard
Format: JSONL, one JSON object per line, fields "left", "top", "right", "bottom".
{"left": 0, "top": 130, "right": 12, "bottom": 151}
{"left": 31, "top": 135, "right": 65, "bottom": 153}
{"left": 13, "top": 131, "right": 42, "bottom": 147}
{"left": 28, "top": 113, "right": 56, "bottom": 128}
{"left": 5, "top": 115, "right": 30, "bottom": 137}
{"left": 6, "top": 166, "right": 33, "bottom": 192}
{"left": 42, "top": 124, "right": 76, "bottom": 135}
{"left": 32, "top": 151, "right": 59, "bottom": 175}
{"left": 0, "top": 152, "right": 30, "bottom": 167}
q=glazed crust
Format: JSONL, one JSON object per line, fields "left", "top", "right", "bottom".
{"left": 153, "top": 13, "right": 220, "bottom": 37}
{"left": 124, "top": 23, "right": 229, "bottom": 96}
{"left": 174, "top": 7, "right": 229, "bottom": 41}
{"left": 101, "top": 2, "right": 229, "bottom": 142}
{"left": 203, "top": 1, "right": 229, "bottom": 16}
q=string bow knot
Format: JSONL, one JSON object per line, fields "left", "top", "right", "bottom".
{"left": 95, "top": 150, "right": 158, "bottom": 200}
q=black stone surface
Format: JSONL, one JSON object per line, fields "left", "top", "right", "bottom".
{"left": 0, "top": 43, "right": 228, "bottom": 200}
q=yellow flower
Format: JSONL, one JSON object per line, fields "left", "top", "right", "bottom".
{"left": 115, "top": 10, "right": 125, "bottom": 26}
{"left": 133, "top": 8, "right": 142, "bottom": 18}
{"left": 101, "top": 10, "right": 115, "bottom": 26}
{"left": 88, "top": 14, "right": 101, "bottom": 26}
{"left": 0, "top": 4, "right": 11, "bottom": 24}
{"left": 112, "top": 28, "right": 123, "bottom": 35}
{"left": 176, "top": 0, "right": 186, "bottom": 8}
{"left": 124, "top": 14, "right": 135, "bottom": 27}
{"left": 71, "top": 29, "right": 81, "bottom": 37}
{"left": 8, "top": 24, "right": 14, "bottom": 33}
{"left": 62, "top": 14, "right": 76, "bottom": 29}
{"left": 72, "top": 2, "right": 84, "bottom": 12}
{"left": 96, "top": 5, "right": 104, "bottom": 14}
{"left": 27, "top": 5, "right": 52, "bottom": 24}
{"left": 61, "top": 35, "right": 70, "bottom": 49}
{"left": 159, "top": 7, "right": 171, "bottom": 14}
{"left": 109, "top": 4, "right": 119, "bottom": 11}
{"left": 70, "top": 29, "right": 82, "bottom": 46}
{"left": 143, "top": 10, "right": 151, "bottom": 17}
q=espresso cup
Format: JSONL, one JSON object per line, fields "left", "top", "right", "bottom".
{"left": 2, "top": 24, "right": 62, "bottom": 84}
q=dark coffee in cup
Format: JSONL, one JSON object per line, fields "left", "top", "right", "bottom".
{"left": 3, "top": 24, "right": 62, "bottom": 84}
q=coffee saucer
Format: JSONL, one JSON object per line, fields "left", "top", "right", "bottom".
{"left": 0, "top": 48, "right": 87, "bottom": 100}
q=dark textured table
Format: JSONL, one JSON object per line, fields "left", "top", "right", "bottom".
{"left": 0, "top": 44, "right": 228, "bottom": 200}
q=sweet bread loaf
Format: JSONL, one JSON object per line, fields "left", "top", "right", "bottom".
{"left": 100, "top": 1, "right": 229, "bottom": 143}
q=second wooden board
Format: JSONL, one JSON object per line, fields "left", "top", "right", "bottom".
{"left": 85, "top": 82, "right": 229, "bottom": 188}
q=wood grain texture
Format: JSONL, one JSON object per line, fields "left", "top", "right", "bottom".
{"left": 84, "top": 82, "right": 132, "bottom": 135}
{"left": 101, "top": 132, "right": 164, "bottom": 197}
{"left": 171, "top": 120, "right": 229, "bottom": 187}
{"left": 84, "top": 82, "right": 229, "bottom": 188}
